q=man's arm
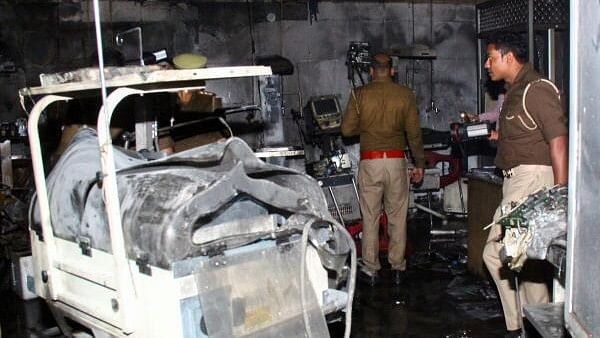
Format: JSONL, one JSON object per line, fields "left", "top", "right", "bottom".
{"left": 403, "top": 91, "right": 425, "bottom": 183}
{"left": 340, "top": 90, "right": 361, "bottom": 137}
{"left": 525, "top": 82, "right": 568, "bottom": 185}
{"left": 549, "top": 135, "right": 568, "bottom": 185}
{"left": 404, "top": 91, "right": 425, "bottom": 168}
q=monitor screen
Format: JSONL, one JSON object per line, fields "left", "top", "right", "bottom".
{"left": 311, "top": 97, "right": 340, "bottom": 116}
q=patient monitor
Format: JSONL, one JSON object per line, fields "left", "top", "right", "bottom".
{"left": 309, "top": 95, "right": 342, "bottom": 130}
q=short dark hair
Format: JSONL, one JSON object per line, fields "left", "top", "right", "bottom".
{"left": 485, "top": 32, "right": 528, "bottom": 64}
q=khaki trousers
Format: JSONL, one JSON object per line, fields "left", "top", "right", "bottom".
{"left": 482, "top": 165, "right": 554, "bottom": 330}
{"left": 358, "top": 157, "right": 409, "bottom": 272}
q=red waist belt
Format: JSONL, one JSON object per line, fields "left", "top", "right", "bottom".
{"left": 360, "top": 149, "right": 405, "bottom": 160}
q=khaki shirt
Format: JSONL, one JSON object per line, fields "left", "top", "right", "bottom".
{"left": 340, "top": 77, "right": 425, "bottom": 168}
{"left": 496, "top": 64, "right": 567, "bottom": 169}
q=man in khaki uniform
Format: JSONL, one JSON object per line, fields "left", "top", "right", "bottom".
{"left": 481, "top": 33, "right": 568, "bottom": 338}
{"left": 341, "top": 53, "right": 424, "bottom": 285}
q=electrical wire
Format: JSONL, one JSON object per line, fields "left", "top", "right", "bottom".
{"left": 246, "top": 0, "right": 256, "bottom": 64}
{"left": 410, "top": 1, "right": 416, "bottom": 89}
{"left": 300, "top": 219, "right": 317, "bottom": 338}
{"left": 218, "top": 117, "right": 234, "bottom": 138}
{"left": 153, "top": 119, "right": 160, "bottom": 152}
{"left": 429, "top": 0, "right": 436, "bottom": 108}
{"left": 18, "top": 91, "right": 36, "bottom": 117}
{"left": 279, "top": 0, "right": 284, "bottom": 55}
{"left": 92, "top": 0, "right": 109, "bottom": 130}
{"left": 300, "top": 218, "right": 356, "bottom": 338}
{"left": 335, "top": 220, "right": 357, "bottom": 338}
{"left": 411, "top": 0, "right": 415, "bottom": 45}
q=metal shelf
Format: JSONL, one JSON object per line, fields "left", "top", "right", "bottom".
{"left": 19, "top": 66, "right": 272, "bottom": 97}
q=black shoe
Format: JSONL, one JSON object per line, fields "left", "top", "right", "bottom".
{"left": 504, "top": 329, "right": 522, "bottom": 338}
{"left": 358, "top": 269, "right": 380, "bottom": 286}
{"left": 392, "top": 270, "right": 406, "bottom": 285}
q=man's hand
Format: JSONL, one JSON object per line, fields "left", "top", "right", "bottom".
{"left": 488, "top": 130, "right": 498, "bottom": 141}
{"left": 410, "top": 168, "right": 424, "bottom": 184}
{"left": 461, "top": 112, "right": 480, "bottom": 123}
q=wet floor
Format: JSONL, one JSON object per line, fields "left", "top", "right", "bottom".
{"left": 328, "top": 213, "right": 510, "bottom": 338}
{"left": 329, "top": 259, "right": 507, "bottom": 338}
{"left": 0, "top": 216, "right": 509, "bottom": 338}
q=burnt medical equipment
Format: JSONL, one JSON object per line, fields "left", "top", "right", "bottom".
{"left": 1, "top": 118, "right": 28, "bottom": 139}
{"left": 116, "top": 27, "right": 167, "bottom": 66}
{"left": 449, "top": 121, "right": 495, "bottom": 173}
{"left": 487, "top": 185, "right": 568, "bottom": 271}
{"left": 308, "top": 95, "right": 343, "bottom": 131}
{"left": 115, "top": 27, "right": 144, "bottom": 66}
{"left": 303, "top": 94, "right": 348, "bottom": 177}
{"left": 301, "top": 94, "right": 357, "bottom": 225}
{"left": 485, "top": 184, "right": 568, "bottom": 337}
{"left": 1, "top": 118, "right": 30, "bottom": 190}
{"left": 410, "top": 130, "right": 463, "bottom": 239}
{"left": 22, "top": 65, "right": 356, "bottom": 338}
{"left": 346, "top": 42, "right": 371, "bottom": 73}
{"left": 317, "top": 173, "right": 361, "bottom": 226}
{"left": 346, "top": 41, "right": 372, "bottom": 87}
{"left": 451, "top": 121, "right": 493, "bottom": 143}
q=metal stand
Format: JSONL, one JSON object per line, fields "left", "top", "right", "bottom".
{"left": 514, "top": 273, "right": 526, "bottom": 338}
{"left": 413, "top": 190, "right": 448, "bottom": 228}
{"left": 328, "top": 186, "right": 345, "bottom": 227}
{"left": 410, "top": 187, "right": 462, "bottom": 265}
{"left": 319, "top": 173, "right": 361, "bottom": 226}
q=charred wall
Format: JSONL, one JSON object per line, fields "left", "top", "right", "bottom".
{"left": 1, "top": 1, "right": 477, "bottom": 143}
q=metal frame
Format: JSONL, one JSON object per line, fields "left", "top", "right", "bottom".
{"left": 565, "top": 1, "right": 599, "bottom": 336}
{"left": 19, "top": 66, "right": 271, "bottom": 97}
{"left": 25, "top": 66, "right": 272, "bottom": 336}
{"left": 547, "top": 28, "right": 556, "bottom": 81}
{"left": 28, "top": 94, "right": 73, "bottom": 302}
